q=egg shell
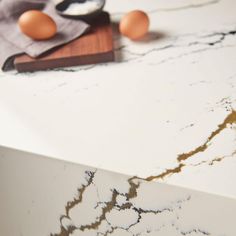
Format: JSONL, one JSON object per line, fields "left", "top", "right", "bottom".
{"left": 119, "top": 10, "right": 150, "bottom": 40}
{"left": 18, "top": 10, "right": 57, "bottom": 40}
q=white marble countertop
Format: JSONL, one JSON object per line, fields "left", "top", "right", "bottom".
{"left": 1, "top": 0, "right": 236, "bottom": 199}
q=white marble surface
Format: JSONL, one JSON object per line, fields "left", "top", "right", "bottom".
{"left": 1, "top": 146, "right": 236, "bottom": 236}
{"left": 0, "top": 0, "right": 236, "bottom": 200}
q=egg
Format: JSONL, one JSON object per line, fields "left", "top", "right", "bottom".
{"left": 18, "top": 10, "right": 57, "bottom": 40}
{"left": 119, "top": 10, "right": 149, "bottom": 40}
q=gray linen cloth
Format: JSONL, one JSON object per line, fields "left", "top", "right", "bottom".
{"left": 0, "top": 0, "right": 90, "bottom": 71}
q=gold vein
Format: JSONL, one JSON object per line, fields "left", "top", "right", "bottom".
{"left": 125, "top": 178, "right": 140, "bottom": 200}
{"left": 64, "top": 172, "right": 95, "bottom": 217}
{"left": 126, "top": 110, "right": 236, "bottom": 200}
{"left": 51, "top": 171, "right": 95, "bottom": 236}
{"left": 79, "top": 190, "right": 118, "bottom": 231}
{"left": 145, "top": 164, "right": 185, "bottom": 181}
{"left": 52, "top": 226, "right": 76, "bottom": 236}
{"left": 191, "top": 150, "right": 236, "bottom": 167}
{"left": 177, "top": 110, "right": 236, "bottom": 162}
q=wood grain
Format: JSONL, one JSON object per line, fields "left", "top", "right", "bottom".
{"left": 14, "top": 12, "right": 114, "bottom": 72}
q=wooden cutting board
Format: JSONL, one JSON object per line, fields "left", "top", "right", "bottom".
{"left": 14, "top": 12, "right": 114, "bottom": 72}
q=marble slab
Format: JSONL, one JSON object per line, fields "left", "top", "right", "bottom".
{"left": 0, "top": 0, "right": 236, "bottom": 235}
{"left": 1, "top": 146, "right": 236, "bottom": 236}
{"left": 1, "top": 0, "right": 236, "bottom": 197}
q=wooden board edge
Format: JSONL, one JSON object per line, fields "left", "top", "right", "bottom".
{"left": 14, "top": 51, "right": 115, "bottom": 72}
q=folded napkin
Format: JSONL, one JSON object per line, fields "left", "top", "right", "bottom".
{"left": 0, "top": 0, "right": 90, "bottom": 71}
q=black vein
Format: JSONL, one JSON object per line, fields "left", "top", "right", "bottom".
{"left": 120, "top": 29, "right": 236, "bottom": 64}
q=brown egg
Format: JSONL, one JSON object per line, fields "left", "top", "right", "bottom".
{"left": 119, "top": 10, "right": 149, "bottom": 40}
{"left": 18, "top": 10, "right": 57, "bottom": 40}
